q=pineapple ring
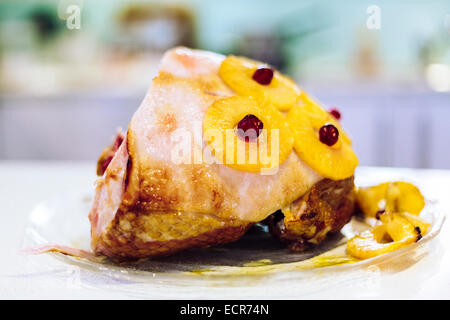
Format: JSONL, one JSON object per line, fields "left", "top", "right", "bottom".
{"left": 347, "top": 212, "right": 424, "bottom": 260}
{"left": 356, "top": 181, "right": 425, "bottom": 218}
{"left": 219, "top": 56, "right": 301, "bottom": 111}
{"left": 298, "top": 102, "right": 352, "bottom": 145}
{"left": 203, "top": 96, "right": 294, "bottom": 172}
{"left": 287, "top": 103, "right": 358, "bottom": 180}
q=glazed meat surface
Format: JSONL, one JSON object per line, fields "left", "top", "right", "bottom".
{"left": 266, "top": 177, "right": 355, "bottom": 251}
{"left": 88, "top": 47, "right": 326, "bottom": 259}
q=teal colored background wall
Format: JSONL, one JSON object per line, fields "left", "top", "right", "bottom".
{"left": 1, "top": 0, "right": 448, "bottom": 80}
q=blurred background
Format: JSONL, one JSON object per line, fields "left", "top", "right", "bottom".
{"left": 0, "top": 0, "right": 449, "bottom": 168}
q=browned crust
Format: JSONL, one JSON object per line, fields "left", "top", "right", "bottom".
{"left": 122, "top": 129, "right": 236, "bottom": 219}
{"left": 94, "top": 177, "right": 354, "bottom": 260}
{"left": 266, "top": 177, "right": 355, "bottom": 252}
{"left": 95, "top": 208, "right": 251, "bottom": 260}
{"left": 91, "top": 127, "right": 249, "bottom": 260}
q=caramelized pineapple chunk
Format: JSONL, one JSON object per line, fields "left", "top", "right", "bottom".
{"left": 348, "top": 180, "right": 428, "bottom": 260}
{"left": 400, "top": 212, "right": 430, "bottom": 236}
{"left": 219, "top": 56, "right": 301, "bottom": 111}
{"left": 347, "top": 212, "right": 425, "bottom": 260}
{"left": 287, "top": 103, "right": 358, "bottom": 180}
{"left": 356, "top": 181, "right": 425, "bottom": 218}
{"left": 347, "top": 228, "right": 412, "bottom": 260}
{"left": 355, "top": 183, "right": 388, "bottom": 218}
{"left": 379, "top": 212, "right": 420, "bottom": 242}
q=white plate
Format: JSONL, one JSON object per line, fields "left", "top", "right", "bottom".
{"left": 22, "top": 185, "right": 445, "bottom": 298}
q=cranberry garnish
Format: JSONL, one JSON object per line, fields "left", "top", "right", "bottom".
{"left": 237, "top": 114, "right": 263, "bottom": 142}
{"left": 252, "top": 67, "right": 274, "bottom": 85}
{"left": 329, "top": 108, "right": 341, "bottom": 120}
{"left": 319, "top": 124, "right": 339, "bottom": 146}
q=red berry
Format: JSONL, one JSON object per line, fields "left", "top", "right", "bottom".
{"left": 237, "top": 114, "right": 263, "bottom": 142}
{"left": 113, "top": 134, "right": 124, "bottom": 151}
{"left": 319, "top": 124, "right": 339, "bottom": 146}
{"left": 329, "top": 108, "right": 341, "bottom": 120}
{"left": 252, "top": 67, "right": 274, "bottom": 85}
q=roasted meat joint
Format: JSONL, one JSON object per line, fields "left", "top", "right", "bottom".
{"left": 36, "top": 47, "right": 362, "bottom": 260}
{"left": 87, "top": 47, "right": 360, "bottom": 259}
